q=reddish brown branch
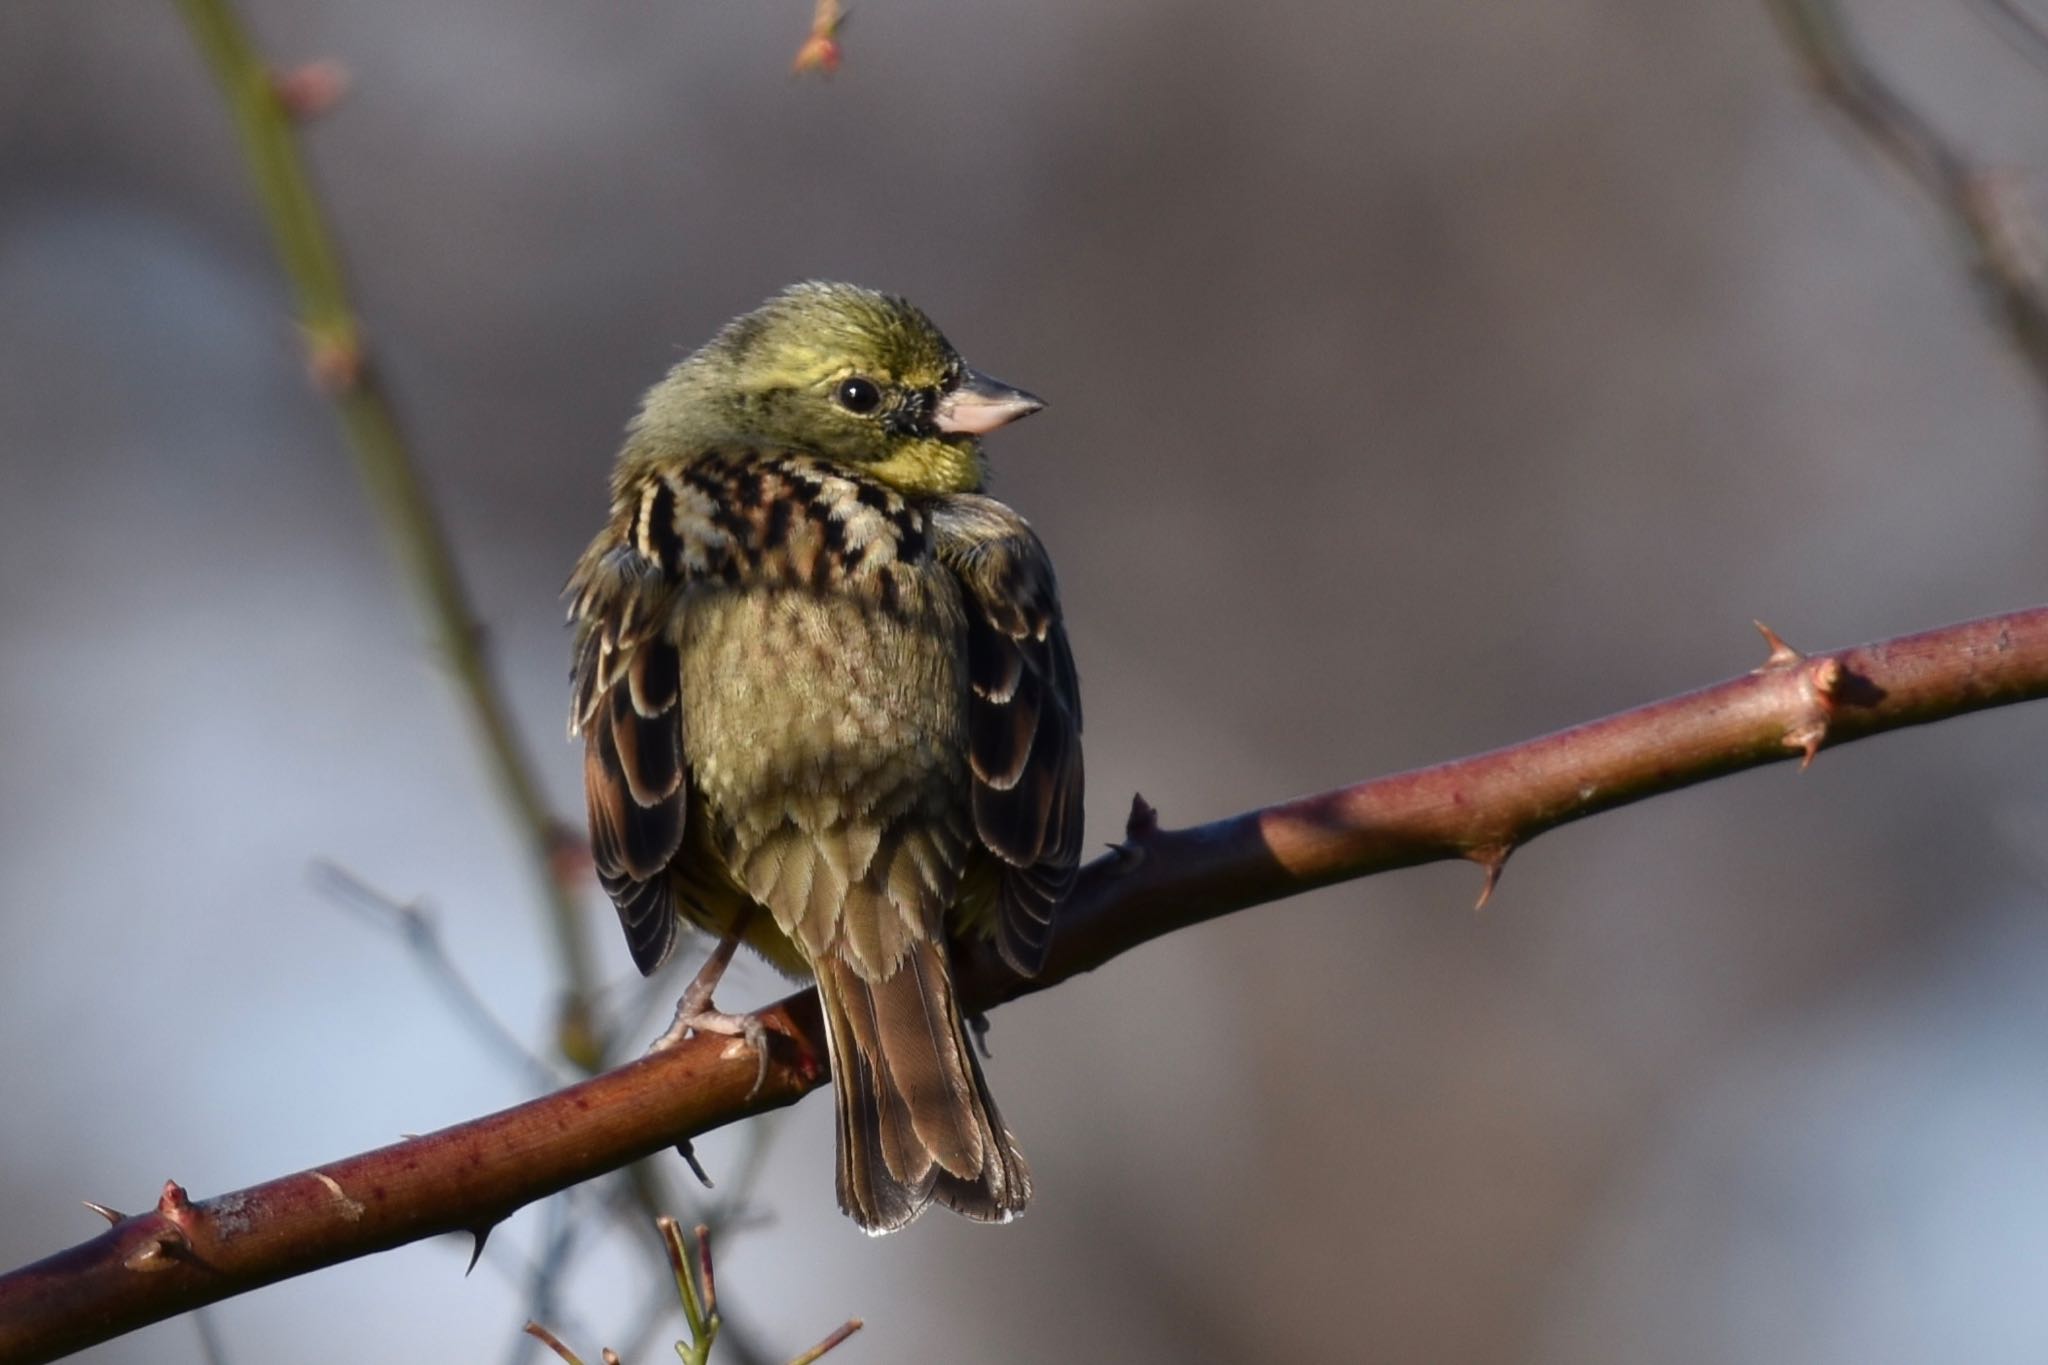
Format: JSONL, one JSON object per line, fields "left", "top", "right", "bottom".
{"left": 6, "top": 605, "right": 2048, "bottom": 1361}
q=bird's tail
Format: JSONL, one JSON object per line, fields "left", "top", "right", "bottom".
{"left": 815, "top": 939, "right": 1032, "bottom": 1233}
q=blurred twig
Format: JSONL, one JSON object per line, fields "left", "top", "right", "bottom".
{"left": 790, "top": 0, "right": 845, "bottom": 75}
{"left": 1966, "top": 0, "right": 2048, "bottom": 80}
{"left": 190, "top": 1308, "right": 229, "bottom": 1365}
{"left": 12, "top": 603, "right": 2048, "bottom": 1359}
{"left": 311, "top": 861, "right": 766, "bottom": 1363}
{"left": 172, "top": 0, "right": 603, "bottom": 1069}
{"left": 170, "top": 9, "right": 766, "bottom": 1356}
{"left": 524, "top": 1221, "right": 860, "bottom": 1365}
{"left": 1768, "top": 0, "right": 2048, "bottom": 389}
{"left": 312, "top": 861, "right": 575, "bottom": 1093}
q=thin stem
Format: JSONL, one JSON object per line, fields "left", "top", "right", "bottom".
{"left": 1768, "top": 0, "right": 2048, "bottom": 390}
{"left": 172, "top": 0, "right": 602, "bottom": 1067}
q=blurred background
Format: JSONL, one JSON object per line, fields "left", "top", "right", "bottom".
{"left": 7, "top": 0, "right": 2048, "bottom": 1360}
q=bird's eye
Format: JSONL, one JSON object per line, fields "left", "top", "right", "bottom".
{"left": 836, "top": 377, "right": 883, "bottom": 414}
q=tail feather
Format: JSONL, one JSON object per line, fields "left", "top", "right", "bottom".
{"left": 816, "top": 943, "right": 1032, "bottom": 1233}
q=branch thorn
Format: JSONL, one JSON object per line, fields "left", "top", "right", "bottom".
{"left": 122, "top": 1226, "right": 191, "bottom": 1273}
{"left": 1469, "top": 844, "right": 1512, "bottom": 909}
{"left": 464, "top": 1222, "right": 497, "bottom": 1275}
{"left": 83, "top": 1201, "right": 124, "bottom": 1226}
{"left": 1104, "top": 792, "right": 1159, "bottom": 874}
{"left": 1754, "top": 619, "right": 1805, "bottom": 670}
{"left": 1126, "top": 791, "right": 1159, "bottom": 840}
{"left": 1785, "top": 655, "right": 1844, "bottom": 771}
{"left": 675, "top": 1139, "right": 715, "bottom": 1189}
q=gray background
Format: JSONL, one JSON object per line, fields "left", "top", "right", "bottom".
{"left": 7, "top": 0, "right": 2048, "bottom": 1361}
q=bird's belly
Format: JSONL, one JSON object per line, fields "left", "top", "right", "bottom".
{"left": 679, "top": 576, "right": 970, "bottom": 840}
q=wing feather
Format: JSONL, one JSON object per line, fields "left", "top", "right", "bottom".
{"left": 567, "top": 476, "right": 698, "bottom": 975}
{"left": 931, "top": 497, "right": 1085, "bottom": 975}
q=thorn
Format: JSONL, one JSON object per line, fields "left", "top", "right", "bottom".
{"left": 312, "top": 1170, "right": 365, "bottom": 1221}
{"left": 1126, "top": 792, "right": 1159, "bottom": 841}
{"left": 601, "top": 1351, "right": 622, "bottom": 1365}
{"left": 83, "top": 1201, "right": 124, "bottom": 1226}
{"left": 1810, "top": 655, "right": 1843, "bottom": 699}
{"left": 270, "top": 58, "right": 351, "bottom": 120}
{"left": 1785, "top": 656, "right": 1844, "bottom": 771}
{"left": 1105, "top": 793, "right": 1159, "bottom": 874}
{"left": 123, "top": 1226, "right": 190, "bottom": 1273}
{"left": 1753, "top": 619, "right": 1805, "bottom": 670}
{"left": 1469, "top": 844, "right": 1512, "bottom": 909}
{"left": 967, "top": 1011, "right": 995, "bottom": 1061}
{"left": 675, "top": 1139, "right": 715, "bottom": 1189}
{"left": 465, "top": 1223, "right": 497, "bottom": 1275}
{"left": 789, "top": 1319, "right": 866, "bottom": 1365}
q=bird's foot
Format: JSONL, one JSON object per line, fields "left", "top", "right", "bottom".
{"left": 649, "top": 910, "right": 770, "bottom": 1095}
{"left": 650, "top": 998, "right": 772, "bottom": 1097}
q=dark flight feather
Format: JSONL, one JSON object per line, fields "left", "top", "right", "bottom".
{"left": 933, "top": 498, "right": 1086, "bottom": 976}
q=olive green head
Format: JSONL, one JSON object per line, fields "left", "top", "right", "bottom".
{"left": 625, "top": 282, "right": 1043, "bottom": 495}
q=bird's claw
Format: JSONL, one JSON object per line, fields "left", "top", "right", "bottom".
{"left": 651, "top": 1001, "right": 772, "bottom": 1098}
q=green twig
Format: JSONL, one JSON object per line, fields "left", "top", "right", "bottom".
{"left": 173, "top": 0, "right": 603, "bottom": 1067}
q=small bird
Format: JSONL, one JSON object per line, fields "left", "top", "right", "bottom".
{"left": 568, "top": 282, "right": 1084, "bottom": 1232}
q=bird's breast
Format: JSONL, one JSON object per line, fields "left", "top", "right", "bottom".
{"left": 662, "top": 453, "right": 971, "bottom": 843}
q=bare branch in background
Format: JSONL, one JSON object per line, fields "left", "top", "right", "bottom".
{"left": 1768, "top": 0, "right": 2048, "bottom": 390}
{"left": 312, "top": 862, "right": 576, "bottom": 1094}
{"left": 170, "top": 0, "right": 603, "bottom": 1067}
{"left": 523, "top": 1221, "right": 860, "bottom": 1365}
{"left": 1965, "top": 0, "right": 2048, "bottom": 80}
{"left": 6, "top": 603, "right": 2048, "bottom": 1361}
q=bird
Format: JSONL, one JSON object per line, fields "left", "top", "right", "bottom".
{"left": 567, "top": 282, "right": 1084, "bottom": 1233}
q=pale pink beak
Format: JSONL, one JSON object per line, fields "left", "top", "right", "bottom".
{"left": 932, "top": 369, "right": 1045, "bottom": 436}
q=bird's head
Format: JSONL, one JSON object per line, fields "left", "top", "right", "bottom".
{"left": 627, "top": 281, "right": 1043, "bottom": 496}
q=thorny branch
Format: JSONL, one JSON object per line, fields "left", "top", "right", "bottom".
{"left": 6, "top": 605, "right": 2048, "bottom": 1362}
{"left": 1768, "top": 0, "right": 2048, "bottom": 388}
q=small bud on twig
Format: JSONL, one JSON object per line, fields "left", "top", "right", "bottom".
{"left": 269, "top": 59, "right": 351, "bottom": 120}
{"left": 791, "top": 0, "right": 846, "bottom": 76}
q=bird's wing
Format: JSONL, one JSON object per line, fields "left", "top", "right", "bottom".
{"left": 566, "top": 470, "right": 709, "bottom": 975}
{"left": 930, "top": 495, "right": 1085, "bottom": 975}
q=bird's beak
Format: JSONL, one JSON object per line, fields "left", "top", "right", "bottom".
{"left": 933, "top": 370, "right": 1045, "bottom": 436}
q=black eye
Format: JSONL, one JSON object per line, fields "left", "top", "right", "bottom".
{"left": 836, "top": 377, "right": 882, "bottom": 414}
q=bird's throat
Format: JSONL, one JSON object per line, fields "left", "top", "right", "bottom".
{"left": 865, "top": 437, "right": 986, "bottom": 496}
